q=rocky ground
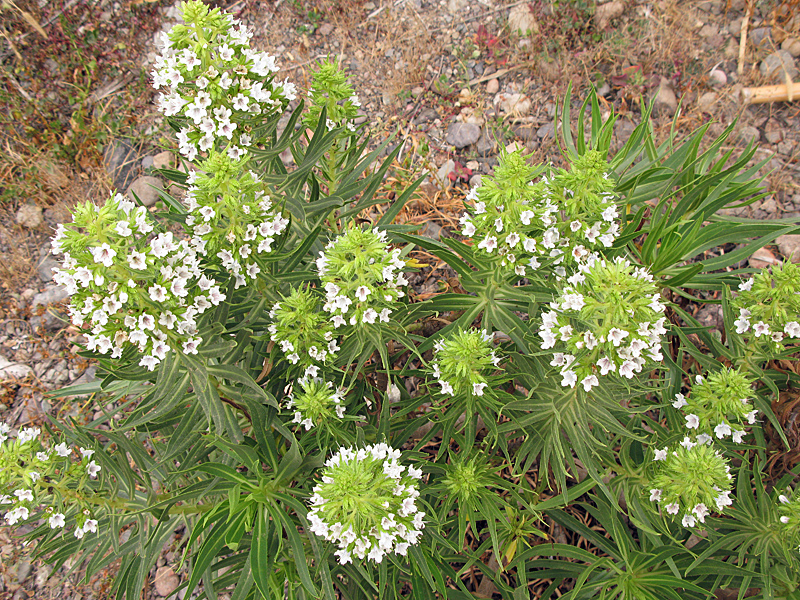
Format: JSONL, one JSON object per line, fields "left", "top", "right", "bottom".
{"left": 1, "top": 0, "right": 800, "bottom": 598}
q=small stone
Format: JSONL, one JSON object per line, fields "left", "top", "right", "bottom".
{"left": 0, "top": 357, "right": 32, "bottom": 380}
{"left": 16, "top": 203, "right": 43, "bottom": 229}
{"left": 141, "top": 155, "right": 154, "bottom": 169}
{"left": 469, "top": 174, "right": 483, "bottom": 188}
{"left": 437, "top": 159, "right": 456, "bottom": 187}
{"left": 486, "top": 78, "right": 499, "bottom": 94}
{"left": 537, "top": 122, "right": 555, "bottom": 139}
{"left": 475, "top": 127, "right": 496, "bottom": 156}
{"left": 709, "top": 68, "right": 727, "bottom": 86}
{"left": 594, "top": 0, "right": 625, "bottom": 29}
{"left": 103, "top": 140, "right": 141, "bottom": 190}
{"left": 126, "top": 175, "right": 164, "bottom": 207}
{"left": 760, "top": 50, "right": 798, "bottom": 84}
{"left": 411, "top": 86, "right": 424, "bottom": 98}
{"left": 749, "top": 27, "right": 772, "bottom": 48}
{"left": 445, "top": 122, "right": 481, "bottom": 148}
{"left": 37, "top": 253, "right": 60, "bottom": 283}
{"left": 493, "top": 92, "right": 531, "bottom": 116}
{"left": 317, "top": 23, "right": 334, "bottom": 36}
{"left": 777, "top": 234, "right": 800, "bottom": 262}
{"left": 697, "top": 91, "right": 718, "bottom": 111}
{"left": 749, "top": 247, "right": 779, "bottom": 269}
{"left": 783, "top": 37, "right": 800, "bottom": 58}
{"left": 413, "top": 107, "right": 438, "bottom": 125}
{"left": 420, "top": 222, "right": 442, "bottom": 240}
{"left": 154, "top": 566, "right": 179, "bottom": 597}
{"left": 764, "top": 119, "right": 784, "bottom": 144}
{"left": 32, "top": 285, "right": 69, "bottom": 308}
{"left": 15, "top": 559, "right": 32, "bottom": 584}
{"left": 153, "top": 151, "right": 175, "bottom": 170}
{"left": 737, "top": 125, "right": 760, "bottom": 144}
{"left": 508, "top": 4, "right": 538, "bottom": 34}
{"left": 652, "top": 78, "right": 677, "bottom": 116}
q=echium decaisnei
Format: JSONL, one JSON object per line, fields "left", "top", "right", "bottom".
{"left": 151, "top": 0, "right": 296, "bottom": 161}
{"left": 51, "top": 193, "right": 225, "bottom": 369}
{"left": 183, "top": 151, "right": 288, "bottom": 287}
{"left": 268, "top": 287, "right": 339, "bottom": 369}
{"left": 316, "top": 226, "right": 408, "bottom": 328}
{"left": 540, "top": 255, "right": 667, "bottom": 391}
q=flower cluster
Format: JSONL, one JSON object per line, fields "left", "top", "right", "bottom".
{"left": 152, "top": 0, "right": 296, "bottom": 161}
{"left": 1, "top": 423, "right": 100, "bottom": 539}
{"left": 459, "top": 149, "right": 619, "bottom": 278}
{"left": 184, "top": 152, "right": 288, "bottom": 286}
{"left": 649, "top": 440, "right": 733, "bottom": 528}
{"left": 302, "top": 58, "right": 361, "bottom": 134}
{"left": 286, "top": 377, "right": 346, "bottom": 431}
{"left": 52, "top": 193, "right": 226, "bottom": 370}
{"left": 539, "top": 255, "right": 667, "bottom": 390}
{"left": 672, "top": 369, "right": 757, "bottom": 442}
{"left": 732, "top": 262, "right": 800, "bottom": 351}
{"left": 268, "top": 287, "right": 339, "bottom": 368}
{"left": 429, "top": 329, "right": 501, "bottom": 398}
{"left": 307, "top": 443, "right": 425, "bottom": 564}
{"left": 316, "top": 227, "right": 408, "bottom": 328}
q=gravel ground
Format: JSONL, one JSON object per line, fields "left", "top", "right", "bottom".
{"left": 1, "top": 0, "right": 799, "bottom": 598}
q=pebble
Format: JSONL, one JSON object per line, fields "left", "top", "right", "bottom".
{"left": 764, "top": 119, "right": 784, "bottom": 144}
{"left": 508, "top": 4, "right": 537, "bottom": 34}
{"left": 493, "top": 92, "right": 531, "bottom": 116}
{"left": 697, "top": 91, "right": 718, "bottom": 112}
{"left": 126, "top": 176, "right": 164, "bottom": 207}
{"left": 317, "top": 22, "right": 334, "bottom": 36}
{"left": 737, "top": 125, "right": 760, "bottom": 144}
{"left": 749, "top": 27, "right": 772, "bottom": 48}
{"left": 537, "top": 122, "right": 555, "bottom": 139}
{"left": 16, "top": 204, "right": 43, "bottom": 229}
{"left": 594, "top": 0, "right": 625, "bottom": 29}
{"left": 15, "top": 559, "right": 31, "bottom": 584}
{"left": 0, "top": 357, "right": 33, "bottom": 380}
{"left": 37, "top": 252, "right": 60, "bottom": 283}
{"left": 436, "top": 159, "right": 456, "bottom": 187}
{"left": 783, "top": 37, "right": 800, "bottom": 58}
{"left": 777, "top": 234, "right": 800, "bottom": 262}
{"left": 709, "top": 68, "right": 727, "bottom": 86}
{"left": 445, "top": 122, "right": 481, "bottom": 148}
{"left": 652, "top": 77, "right": 677, "bottom": 116}
{"left": 153, "top": 151, "right": 175, "bottom": 170}
{"left": 103, "top": 140, "right": 141, "bottom": 190}
{"left": 749, "top": 247, "right": 779, "bottom": 269}
{"left": 485, "top": 78, "right": 499, "bottom": 94}
{"left": 154, "top": 566, "right": 180, "bottom": 597}
{"left": 760, "top": 50, "right": 798, "bottom": 83}
{"left": 475, "top": 127, "right": 496, "bottom": 156}
{"left": 32, "top": 285, "right": 69, "bottom": 309}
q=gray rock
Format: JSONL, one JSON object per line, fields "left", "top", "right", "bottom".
{"left": 615, "top": 119, "right": 636, "bottom": 144}
{"left": 537, "top": 122, "right": 555, "bottom": 139}
{"left": 783, "top": 37, "right": 800, "bottom": 58}
{"left": 37, "top": 253, "right": 60, "bottom": 283}
{"left": 0, "top": 357, "right": 32, "bottom": 380}
{"left": 32, "top": 285, "right": 69, "bottom": 308}
{"left": 594, "top": 0, "right": 625, "bottom": 29}
{"left": 469, "top": 174, "right": 483, "bottom": 188}
{"left": 475, "top": 127, "right": 496, "bottom": 156}
{"left": 14, "top": 559, "right": 31, "bottom": 584}
{"left": 764, "top": 119, "right": 784, "bottom": 144}
{"left": 445, "top": 122, "right": 481, "bottom": 148}
{"left": 749, "top": 247, "right": 779, "bottom": 269}
{"left": 16, "top": 203, "right": 43, "bottom": 229}
{"left": 43, "top": 204, "right": 71, "bottom": 227}
{"left": 749, "top": 27, "right": 773, "bottom": 48}
{"left": 508, "top": 4, "right": 537, "bottom": 33}
{"left": 777, "top": 234, "right": 800, "bottom": 262}
{"left": 437, "top": 159, "right": 456, "bottom": 187}
{"left": 30, "top": 309, "right": 68, "bottom": 332}
{"left": 513, "top": 124, "right": 537, "bottom": 140}
{"left": 413, "top": 107, "right": 438, "bottom": 126}
{"left": 652, "top": 78, "right": 677, "bottom": 116}
{"left": 760, "top": 50, "right": 798, "bottom": 83}
{"left": 317, "top": 22, "right": 334, "bottom": 36}
{"left": 697, "top": 91, "right": 718, "bottom": 112}
{"left": 154, "top": 566, "right": 180, "bottom": 597}
{"left": 153, "top": 151, "right": 175, "bottom": 170}
{"left": 126, "top": 175, "right": 164, "bottom": 207}
{"left": 141, "top": 155, "right": 155, "bottom": 169}
{"left": 737, "top": 125, "right": 760, "bottom": 144}
{"left": 420, "top": 222, "right": 442, "bottom": 240}
{"left": 103, "top": 140, "right": 142, "bottom": 191}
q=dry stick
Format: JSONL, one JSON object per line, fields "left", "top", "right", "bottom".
{"left": 738, "top": 0, "right": 753, "bottom": 76}
{"left": 741, "top": 82, "right": 800, "bottom": 104}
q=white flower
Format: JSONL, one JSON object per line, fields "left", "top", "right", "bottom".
{"left": 54, "top": 443, "right": 71, "bottom": 458}
{"left": 80, "top": 447, "right": 95, "bottom": 458}
{"left": 653, "top": 447, "right": 667, "bottom": 461}
{"left": 14, "top": 489, "right": 34, "bottom": 502}
{"left": 597, "top": 356, "right": 615, "bottom": 375}
{"left": 561, "top": 370, "right": 577, "bottom": 388}
{"left": 355, "top": 286, "right": 371, "bottom": 302}
{"left": 714, "top": 422, "right": 732, "bottom": 439}
{"left": 779, "top": 494, "right": 790, "bottom": 504}
{"left": 608, "top": 328, "right": 629, "bottom": 346}
{"left": 666, "top": 502, "right": 680, "bottom": 515}
{"left": 440, "top": 381, "right": 454, "bottom": 396}
{"left": 780, "top": 516, "right": 790, "bottom": 524}
{"left": 477, "top": 236, "right": 498, "bottom": 253}
{"left": 681, "top": 514, "right": 697, "bottom": 528}
{"left": 746, "top": 409, "right": 758, "bottom": 424}
{"left": 784, "top": 322, "right": 800, "bottom": 338}
{"left": 753, "top": 322, "right": 770, "bottom": 337}
{"left": 87, "top": 460, "right": 101, "bottom": 478}
{"left": 83, "top": 519, "right": 98, "bottom": 533}
{"left": 618, "top": 360, "right": 636, "bottom": 379}
{"left": 693, "top": 503, "right": 709, "bottom": 523}
{"left": 649, "top": 488, "right": 662, "bottom": 502}
{"left": 472, "top": 383, "right": 488, "bottom": 396}
{"left": 581, "top": 375, "right": 599, "bottom": 392}
{"left": 685, "top": 414, "right": 700, "bottom": 429}
{"left": 49, "top": 513, "right": 66, "bottom": 529}
{"left": 738, "top": 278, "right": 753, "bottom": 291}
{"left": 672, "top": 393, "right": 687, "bottom": 409}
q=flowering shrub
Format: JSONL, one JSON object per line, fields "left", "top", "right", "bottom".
{"left": 4, "top": 2, "right": 800, "bottom": 598}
